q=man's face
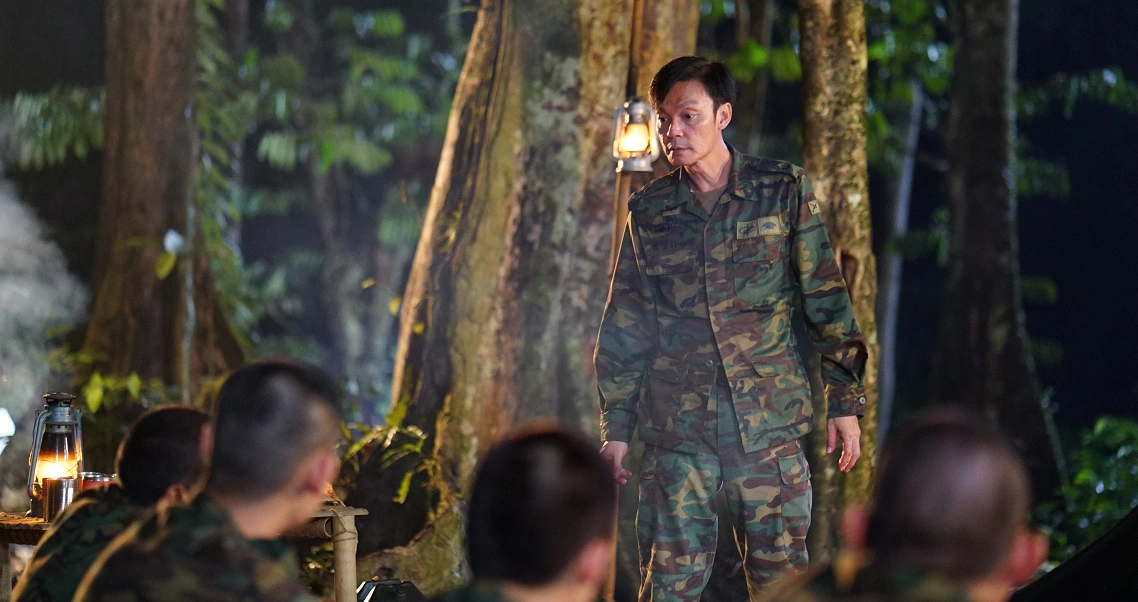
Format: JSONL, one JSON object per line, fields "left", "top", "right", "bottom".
{"left": 656, "top": 80, "right": 731, "bottom": 167}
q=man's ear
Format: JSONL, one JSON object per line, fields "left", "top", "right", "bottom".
{"left": 1002, "top": 528, "right": 1049, "bottom": 586}
{"left": 198, "top": 424, "right": 214, "bottom": 467}
{"left": 303, "top": 451, "right": 337, "bottom": 494}
{"left": 717, "top": 102, "right": 733, "bottom": 131}
{"left": 572, "top": 539, "right": 612, "bottom": 587}
{"left": 841, "top": 505, "right": 870, "bottom": 551}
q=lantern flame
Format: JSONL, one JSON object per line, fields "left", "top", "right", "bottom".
{"left": 618, "top": 123, "right": 652, "bottom": 155}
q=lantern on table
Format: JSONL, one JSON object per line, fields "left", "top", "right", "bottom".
{"left": 611, "top": 97, "right": 661, "bottom": 173}
{"left": 27, "top": 392, "right": 83, "bottom": 517}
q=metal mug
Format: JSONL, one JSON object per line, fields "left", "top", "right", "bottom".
{"left": 42, "top": 477, "right": 77, "bottom": 521}
{"left": 78, "top": 472, "right": 114, "bottom": 492}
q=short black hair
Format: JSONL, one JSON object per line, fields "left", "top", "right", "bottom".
{"left": 466, "top": 426, "right": 616, "bottom": 586}
{"left": 115, "top": 406, "right": 209, "bottom": 506}
{"left": 206, "top": 361, "right": 343, "bottom": 500}
{"left": 649, "top": 56, "right": 736, "bottom": 110}
{"left": 869, "top": 406, "right": 1032, "bottom": 581}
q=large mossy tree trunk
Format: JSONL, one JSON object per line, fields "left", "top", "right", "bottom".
{"left": 347, "top": 0, "right": 697, "bottom": 593}
{"left": 798, "top": 0, "right": 879, "bottom": 562}
{"left": 931, "top": 0, "right": 1061, "bottom": 500}
{"left": 82, "top": 0, "right": 242, "bottom": 444}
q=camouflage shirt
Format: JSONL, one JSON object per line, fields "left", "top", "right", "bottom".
{"left": 75, "top": 494, "right": 319, "bottom": 602}
{"left": 13, "top": 484, "right": 142, "bottom": 602}
{"left": 761, "top": 563, "right": 973, "bottom": 602}
{"left": 596, "top": 148, "right": 868, "bottom": 453}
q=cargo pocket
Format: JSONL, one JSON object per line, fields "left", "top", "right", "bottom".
{"left": 778, "top": 448, "right": 812, "bottom": 552}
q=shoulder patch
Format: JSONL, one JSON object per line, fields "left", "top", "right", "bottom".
{"left": 627, "top": 169, "right": 681, "bottom": 215}
{"left": 743, "top": 155, "right": 799, "bottom": 176}
{"left": 808, "top": 199, "right": 821, "bottom": 216}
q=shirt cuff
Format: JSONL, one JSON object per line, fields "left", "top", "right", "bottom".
{"left": 826, "top": 385, "right": 868, "bottom": 419}
{"left": 600, "top": 411, "right": 636, "bottom": 442}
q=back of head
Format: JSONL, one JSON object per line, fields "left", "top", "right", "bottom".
{"left": 467, "top": 425, "right": 617, "bottom": 586}
{"left": 116, "top": 406, "right": 210, "bottom": 505}
{"left": 868, "top": 406, "right": 1032, "bottom": 581}
{"left": 206, "top": 361, "right": 342, "bottom": 500}
{"left": 649, "top": 56, "right": 736, "bottom": 110}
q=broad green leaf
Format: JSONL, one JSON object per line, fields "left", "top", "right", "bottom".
{"left": 84, "top": 373, "right": 105, "bottom": 414}
{"left": 155, "top": 251, "right": 178, "bottom": 280}
{"left": 770, "top": 46, "right": 802, "bottom": 83}
{"left": 125, "top": 372, "right": 142, "bottom": 400}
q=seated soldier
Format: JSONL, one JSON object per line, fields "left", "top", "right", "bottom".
{"left": 75, "top": 361, "right": 343, "bottom": 602}
{"left": 764, "top": 407, "right": 1049, "bottom": 602}
{"left": 13, "top": 406, "right": 208, "bottom": 602}
{"left": 434, "top": 426, "right": 617, "bottom": 602}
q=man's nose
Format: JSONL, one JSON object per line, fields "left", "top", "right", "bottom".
{"left": 665, "top": 120, "right": 680, "bottom": 138}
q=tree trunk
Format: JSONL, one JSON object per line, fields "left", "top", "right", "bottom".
{"left": 876, "top": 79, "right": 923, "bottom": 443}
{"left": 347, "top": 0, "right": 698, "bottom": 593}
{"left": 798, "top": 0, "right": 879, "bottom": 562}
{"left": 931, "top": 0, "right": 1062, "bottom": 500}
{"left": 734, "top": 0, "right": 775, "bottom": 155}
{"left": 83, "top": 0, "right": 242, "bottom": 402}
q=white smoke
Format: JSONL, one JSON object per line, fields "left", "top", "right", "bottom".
{"left": 0, "top": 172, "right": 88, "bottom": 416}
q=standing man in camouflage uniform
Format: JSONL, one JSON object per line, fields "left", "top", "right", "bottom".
{"left": 75, "top": 361, "right": 343, "bottom": 602}
{"left": 595, "top": 56, "right": 868, "bottom": 602}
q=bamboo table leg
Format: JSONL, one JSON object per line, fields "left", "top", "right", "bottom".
{"left": 331, "top": 514, "right": 357, "bottom": 602}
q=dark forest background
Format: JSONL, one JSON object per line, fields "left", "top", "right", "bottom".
{"left": 1, "top": 0, "right": 1136, "bottom": 596}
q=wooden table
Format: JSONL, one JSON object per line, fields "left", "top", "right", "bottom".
{"left": 0, "top": 505, "right": 368, "bottom": 602}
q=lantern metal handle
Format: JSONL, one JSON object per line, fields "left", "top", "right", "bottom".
{"left": 26, "top": 408, "right": 50, "bottom": 501}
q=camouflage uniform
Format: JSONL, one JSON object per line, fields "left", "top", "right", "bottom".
{"left": 431, "top": 583, "right": 510, "bottom": 602}
{"left": 13, "top": 484, "right": 142, "bottom": 602}
{"left": 760, "top": 561, "right": 972, "bottom": 602}
{"left": 75, "top": 494, "right": 318, "bottom": 602}
{"left": 595, "top": 148, "right": 867, "bottom": 601}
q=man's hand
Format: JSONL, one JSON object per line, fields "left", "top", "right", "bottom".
{"left": 827, "top": 416, "right": 862, "bottom": 473}
{"left": 599, "top": 441, "right": 632, "bottom": 485}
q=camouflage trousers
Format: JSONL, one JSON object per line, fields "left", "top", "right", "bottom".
{"left": 636, "top": 379, "right": 812, "bottom": 602}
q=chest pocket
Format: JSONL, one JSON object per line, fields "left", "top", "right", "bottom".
{"left": 645, "top": 245, "right": 696, "bottom": 275}
{"left": 732, "top": 214, "right": 788, "bottom": 304}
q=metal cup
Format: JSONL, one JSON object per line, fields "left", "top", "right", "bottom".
{"left": 78, "top": 472, "right": 114, "bottom": 492}
{"left": 42, "top": 477, "right": 77, "bottom": 521}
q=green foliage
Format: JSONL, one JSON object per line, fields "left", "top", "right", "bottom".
{"left": 1020, "top": 67, "right": 1138, "bottom": 120}
{"left": 1035, "top": 417, "right": 1138, "bottom": 562}
{"left": 0, "top": 87, "right": 105, "bottom": 169}
{"left": 1021, "top": 275, "right": 1059, "bottom": 305}
{"left": 1016, "top": 157, "right": 1071, "bottom": 199}
{"left": 726, "top": 38, "right": 770, "bottom": 84}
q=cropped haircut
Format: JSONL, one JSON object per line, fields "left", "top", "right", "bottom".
{"left": 868, "top": 406, "right": 1032, "bottom": 581}
{"left": 206, "top": 361, "right": 342, "bottom": 500}
{"left": 466, "top": 426, "right": 617, "bottom": 586}
{"left": 115, "top": 407, "right": 210, "bottom": 506}
{"left": 649, "top": 56, "right": 737, "bottom": 111}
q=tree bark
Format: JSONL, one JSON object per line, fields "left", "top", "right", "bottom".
{"left": 931, "top": 0, "right": 1062, "bottom": 500}
{"left": 876, "top": 79, "right": 923, "bottom": 443}
{"left": 347, "top": 0, "right": 698, "bottom": 593}
{"left": 83, "top": 0, "right": 242, "bottom": 399}
{"left": 798, "top": 0, "right": 879, "bottom": 561}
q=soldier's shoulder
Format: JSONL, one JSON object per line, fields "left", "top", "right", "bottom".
{"left": 738, "top": 154, "right": 803, "bottom": 180}
{"left": 627, "top": 169, "right": 681, "bottom": 215}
